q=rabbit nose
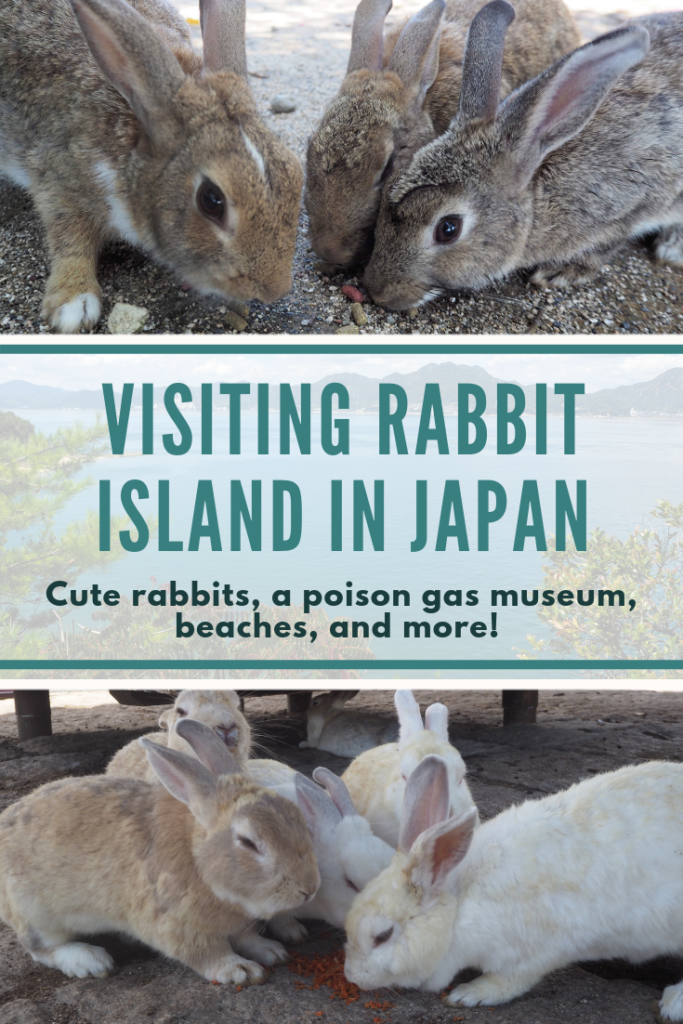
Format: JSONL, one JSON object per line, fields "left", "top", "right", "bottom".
{"left": 214, "top": 723, "right": 238, "bottom": 747}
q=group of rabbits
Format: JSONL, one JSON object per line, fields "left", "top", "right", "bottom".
{"left": 1, "top": 0, "right": 683, "bottom": 330}
{"left": 2, "top": 687, "right": 683, "bottom": 1020}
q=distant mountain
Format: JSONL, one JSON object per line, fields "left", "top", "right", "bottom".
{"left": 2, "top": 365, "right": 683, "bottom": 416}
{"left": 576, "top": 367, "right": 683, "bottom": 417}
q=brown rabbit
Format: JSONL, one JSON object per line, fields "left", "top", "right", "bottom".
{"left": 106, "top": 688, "right": 251, "bottom": 780}
{"left": 0, "top": 0, "right": 303, "bottom": 332}
{"left": 305, "top": 0, "right": 580, "bottom": 267}
{"left": 0, "top": 720, "right": 319, "bottom": 985}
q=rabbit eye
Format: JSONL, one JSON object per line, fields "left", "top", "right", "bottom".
{"left": 374, "top": 926, "right": 394, "bottom": 947}
{"left": 344, "top": 876, "right": 360, "bottom": 893}
{"left": 176, "top": 707, "right": 188, "bottom": 717}
{"left": 238, "top": 835, "right": 259, "bottom": 853}
{"left": 197, "top": 178, "right": 226, "bottom": 224}
{"left": 434, "top": 216, "right": 463, "bottom": 245}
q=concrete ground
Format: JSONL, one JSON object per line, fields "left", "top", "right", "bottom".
{"left": 1, "top": 687, "right": 682, "bottom": 1024}
{"left": 1, "top": 0, "right": 683, "bottom": 335}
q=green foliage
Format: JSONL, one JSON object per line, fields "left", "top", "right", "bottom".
{"left": 0, "top": 414, "right": 131, "bottom": 670}
{"left": 518, "top": 500, "right": 683, "bottom": 676}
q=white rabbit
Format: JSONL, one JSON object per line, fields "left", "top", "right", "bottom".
{"left": 0, "top": 719, "right": 319, "bottom": 986}
{"left": 345, "top": 754, "right": 683, "bottom": 1022}
{"left": 341, "top": 690, "right": 476, "bottom": 846}
{"left": 299, "top": 691, "right": 399, "bottom": 757}
{"left": 247, "top": 759, "right": 395, "bottom": 939}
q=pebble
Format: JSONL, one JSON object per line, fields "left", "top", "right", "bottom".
{"left": 107, "top": 302, "right": 149, "bottom": 334}
{"left": 342, "top": 284, "right": 365, "bottom": 303}
{"left": 227, "top": 301, "right": 250, "bottom": 319}
{"left": 351, "top": 302, "right": 368, "bottom": 326}
{"left": 270, "top": 94, "right": 296, "bottom": 113}
{"left": 335, "top": 324, "right": 360, "bottom": 334}
{"left": 224, "top": 310, "right": 249, "bottom": 331}
{"left": 407, "top": 307, "right": 419, "bottom": 319}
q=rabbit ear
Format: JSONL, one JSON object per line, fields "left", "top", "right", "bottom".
{"left": 199, "top": 0, "right": 247, "bottom": 77}
{"left": 313, "top": 767, "right": 358, "bottom": 817}
{"left": 399, "top": 754, "right": 450, "bottom": 852}
{"left": 174, "top": 718, "right": 241, "bottom": 777}
{"left": 500, "top": 25, "right": 650, "bottom": 189}
{"left": 348, "top": 0, "right": 393, "bottom": 73}
{"left": 158, "top": 708, "right": 174, "bottom": 731}
{"left": 330, "top": 690, "right": 358, "bottom": 709}
{"left": 386, "top": 0, "right": 445, "bottom": 116}
{"left": 395, "top": 690, "right": 424, "bottom": 741}
{"left": 408, "top": 807, "right": 478, "bottom": 895}
{"left": 70, "top": 0, "right": 185, "bottom": 145}
{"left": 140, "top": 738, "right": 218, "bottom": 829}
{"left": 294, "top": 773, "right": 342, "bottom": 839}
{"left": 458, "top": 0, "right": 515, "bottom": 123}
{"left": 425, "top": 703, "right": 449, "bottom": 742}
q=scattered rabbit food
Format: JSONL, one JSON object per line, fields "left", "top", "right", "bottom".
{"left": 286, "top": 950, "right": 394, "bottom": 1011}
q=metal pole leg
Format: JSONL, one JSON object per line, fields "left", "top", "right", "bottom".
{"left": 14, "top": 690, "right": 53, "bottom": 740}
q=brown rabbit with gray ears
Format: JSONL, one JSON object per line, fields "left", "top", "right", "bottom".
{"left": 0, "top": 0, "right": 303, "bottom": 332}
{"left": 305, "top": 0, "right": 580, "bottom": 268}
{"left": 362, "top": 2, "right": 683, "bottom": 309}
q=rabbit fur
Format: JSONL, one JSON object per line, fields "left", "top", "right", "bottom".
{"left": 245, "top": 761, "right": 395, "bottom": 939}
{"left": 305, "top": 0, "right": 580, "bottom": 267}
{"left": 106, "top": 689, "right": 251, "bottom": 781}
{"left": 363, "top": 3, "right": 683, "bottom": 308}
{"left": 299, "top": 691, "right": 399, "bottom": 757}
{"left": 341, "top": 690, "right": 476, "bottom": 846}
{"left": 0, "top": 719, "right": 319, "bottom": 986}
{"left": 344, "top": 755, "right": 683, "bottom": 1021}
{"left": 0, "top": 0, "right": 303, "bottom": 332}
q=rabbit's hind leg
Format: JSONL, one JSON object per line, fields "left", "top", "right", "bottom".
{"left": 19, "top": 926, "right": 113, "bottom": 978}
{"left": 659, "top": 980, "right": 683, "bottom": 1022}
{"left": 653, "top": 223, "right": 683, "bottom": 268}
{"left": 37, "top": 200, "right": 103, "bottom": 333}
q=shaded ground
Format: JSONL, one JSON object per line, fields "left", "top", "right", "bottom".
{"left": 1, "top": 687, "right": 682, "bottom": 1023}
{"left": 2, "top": 0, "right": 683, "bottom": 335}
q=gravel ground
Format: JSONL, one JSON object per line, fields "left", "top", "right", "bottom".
{"left": 1, "top": 687, "right": 683, "bottom": 1023}
{"left": 1, "top": 0, "right": 683, "bottom": 335}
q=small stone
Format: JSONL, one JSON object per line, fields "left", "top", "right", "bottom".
{"left": 270, "top": 94, "right": 296, "bottom": 113}
{"left": 351, "top": 302, "right": 368, "bottom": 326}
{"left": 385, "top": 315, "right": 396, "bottom": 324}
{"left": 315, "top": 260, "right": 337, "bottom": 275}
{"left": 342, "top": 284, "right": 365, "bottom": 303}
{"left": 107, "top": 302, "right": 149, "bottom": 334}
{"left": 224, "top": 310, "right": 248, "bottom": 331}
{"left": 407, "top": 307, "right": 419, "bottom": 319}
{"left": 335, "top": 324, "right": 360, "bottom": 334}
{"left": 227, "top": 300, "right": 250, "bottom": 319}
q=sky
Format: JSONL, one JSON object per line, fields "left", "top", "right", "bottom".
{"left": 2, "top": 348, "right": 683, "bottom": 394}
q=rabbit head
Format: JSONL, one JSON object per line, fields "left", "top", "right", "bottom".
{"left": 292, "top": 768, "right": 394, "bottom": 926}
{"left": 363, "top": 3, "right": 649, "bottom": 308}
{"left": 305, "top": 0, "right": 445, "bottom": 267}
{"left": 144, "top": 719, "right": 320, "bottom": 920}
{"left": 344, "top": 755, "right": 477, "bottom": 990}
{"left": 164, "top": 689, "right": 251, "bottom": 764}
{"left": 71, "top": 0, "right": 302, "bottom": 305}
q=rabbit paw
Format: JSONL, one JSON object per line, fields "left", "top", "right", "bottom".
{"left": 653, "top": 225, "right": 683, "bottom": 267}
{"left": 530, "top": 263, "right": 597, "bottom": 288}
{"left": 659, "top": 981, "right": 683, "bottom": 1021}
{"left": 210, "top": 955, "right": 268, "bottom": 987}
{"left": 267, "top": 912, "right": 309, "bottom": 944}
{"left": 43, "top": 291, "right": 102, "bottom": 333}
{"left": 234, "top": 933, "right": 291, "bottom": 966}
{"left": 34, "top": 942, "right": 114, "bottom": 978}
{"left": 446, "top": 973, "right": 523, "bottom": 1007}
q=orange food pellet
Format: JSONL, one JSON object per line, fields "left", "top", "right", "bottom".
{"left": 235, "top": 986, "right": 242, "bottom": 992}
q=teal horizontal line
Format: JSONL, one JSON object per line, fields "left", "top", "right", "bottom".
{"left": 3, "top": 344, "right": 683, "bottom": 355}
{"left": 1, "top": 659, "right": 682, "bottom": 669}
